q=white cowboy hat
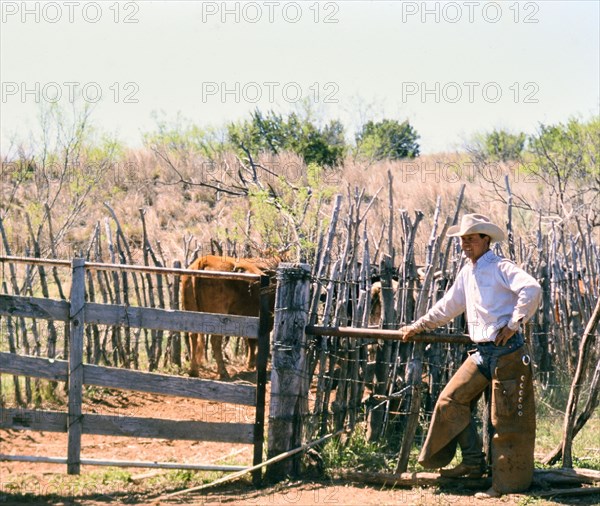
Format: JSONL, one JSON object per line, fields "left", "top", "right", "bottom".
{"left": 447, "top": 213, "right": 506, "bottom": 242}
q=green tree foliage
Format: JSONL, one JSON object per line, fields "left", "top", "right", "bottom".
{"left": 143, "top": 111, "right": 227, "bottom": 159}
{"left": 355, "top": 119, "right": 420, "bottom": 161}
{"left": 469, "top": 117, "right": 599, "bottom": 221}
{"left": 484, "top": 129, "right": 526, "bottom": 162}
{"left": 227, "top": 109, "right": 346, "bottom": 167}
{"left": 468, "top": 128, "right": 526, "bottom": 165}
{"left": 526, "top": 117, "right": 599, "bottom": 208}
{"left": 243, "top": 162, "right": 336, "bottom": 260}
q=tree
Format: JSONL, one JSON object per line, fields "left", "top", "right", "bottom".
{"left": 1, "top": 102, "right": 123, "bottom": 255}
{"left": 527, "top": 117, "right": 599, "bottom": 210}
{"left": 143, "top": 111, "right": 228, "bottom": 160}
{"left": 355, "top": 119, "right": 420, "bottom": 161}
{"left": 227, "top": 109, "right": 347, "bottom": 167}
{"left": 468, "top": 117, "right": 599, "bottom": 223}
{"left": 484, "top": 130, "right": 526, "bottom": 162}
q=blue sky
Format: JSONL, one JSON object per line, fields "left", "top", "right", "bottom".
{"left": 1, "top": 0, "right": 599, "bottom": 154}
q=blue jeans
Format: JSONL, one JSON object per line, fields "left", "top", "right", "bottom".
{"left": 471, "top": 333, "right": 525, "bottom": 380}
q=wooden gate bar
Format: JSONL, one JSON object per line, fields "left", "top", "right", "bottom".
{"left": 0, "top": 256, "right": 70, "bottom": 267}
{"left": 0, "top": 255, "right": 261, "bottom": 281}
{"left": 305, "top": 325, "right": 471, "bottom": 344}
{"left": 0, "top": 353, "right": 255, "bottom": 405}
{"left": 0, "top": 294, "right": 70, "bottom": 321}
{"left": 0, "top": 455, "right": 247, "bottom": 472}
{"left": 0, "top": 408, "right": 255, "bottom": 444}
{"left": 84, "top": 302, "right": 259, "bottom": 338}
{"left": 0, "top": 352, "right": 68, "bottom": 382}
{"left": 0, "top": 295, "right": 259, "bottom": 338}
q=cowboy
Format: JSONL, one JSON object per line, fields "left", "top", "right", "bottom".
{"left": 400, "top": 213, "right": 541, "bottom": 499}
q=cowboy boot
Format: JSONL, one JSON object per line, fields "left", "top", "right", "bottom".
{"left": 439, "top": 461, "right": 486, "bottom": 478}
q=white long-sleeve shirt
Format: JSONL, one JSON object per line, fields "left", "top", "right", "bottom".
{"left": 416, "top": 250, "right": 542, "bottom": 343}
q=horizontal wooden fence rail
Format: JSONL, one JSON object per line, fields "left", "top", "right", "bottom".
{"left": 0, "top": 455, "right": 247, "bottom": 472}
{"left": 1, "top": 408, "right": 255, "bottom": 444}
{"left": 305, "top": 325, "right": 472, "bottom": 344}
{"left": 0, "top": 352, "right": 256, "bottom": 405}
{"left": 0, "top": 257, "right": 269, "bottom": 480}
{"left": 0, "top": 294, "right": 70, "bottom": 320}
{"left": 0, "top": 294, "right": 259, "bottom": 338}
{"left": 0, "top": 255, "right": 71, "bottom": 268}
{"left": 0, "top": 255, "right": 262, "bottom": 281}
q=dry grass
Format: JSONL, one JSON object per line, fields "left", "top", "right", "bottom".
{"left": 0, "top": 148, "right": 567, "bottom": 265}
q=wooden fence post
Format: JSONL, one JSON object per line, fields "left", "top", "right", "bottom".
{"left": 252, "top": 274, "right": 272, "bottom": 485}
{"left": 170, "top": 260, "right": 182, "bottom": 367}
{"left": 267, "top": 263, "right": 311, "bottom": 481}
{"left": 67, "top": 258, "right": 85, "bottom": 475}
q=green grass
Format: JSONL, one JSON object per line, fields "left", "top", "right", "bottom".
{"left": 536, "top": 416, "right": 600, "bottom": 470}
{"left": 0, "top": 466, "right": 243, "bottom": 503}
{"left": 320, "top": 425, "right": 396, "bottom": 474}
{"left": 316, "top": 412, "right": 600, "bottom": 477}
{"left": 1, "top": 467, "right": 133, "bottom": 502}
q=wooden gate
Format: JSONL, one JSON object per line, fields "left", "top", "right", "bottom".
{"left": 0, "top": 256, "right": 270, "bottom": 483}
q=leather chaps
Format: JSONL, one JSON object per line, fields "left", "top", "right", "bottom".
{"left": 418, "top": 347, "right": 536, "bottom": 493}
{"left": 491, "top": 348, "right": 536, "bottom": 493}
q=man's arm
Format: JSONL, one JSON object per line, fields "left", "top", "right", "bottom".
{"left": 400, "top": 269, "right": 467, "bottom": 342}
{"left": 495, "top": 262, "right": 542, "bottom": 346}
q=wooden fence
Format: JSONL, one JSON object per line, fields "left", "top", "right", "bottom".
{"left": 2, "top": 185, "right": 599, "bottom": 481}
{"left": 265, "top": 186, "right": 599, "bottom": 474}
{"left": 266, "top": 262, "right": 473, "bottom": 478}
{"left": 0, "top": 256, "right": 270, "bottom": 483}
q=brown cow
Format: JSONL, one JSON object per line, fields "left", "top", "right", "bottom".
{"left": 180, "top": 254, "right": 278, "bottom": 379}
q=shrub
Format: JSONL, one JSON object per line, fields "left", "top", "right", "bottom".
{"left": 355, "top": 119, "right": 420, "bottom": 161}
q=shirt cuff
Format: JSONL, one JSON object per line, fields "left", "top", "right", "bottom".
{"left": 507, "top": 318, "right": 522, "bottom": 331}
{"left": 414, "top": 318, "right": 436, "bottom": 332}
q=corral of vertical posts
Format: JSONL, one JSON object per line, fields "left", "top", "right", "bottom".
{"left": 265, "top": 184, "right": 599, "bottom": 479}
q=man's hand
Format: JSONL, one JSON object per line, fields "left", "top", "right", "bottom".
{"left": 494, "top": 325, "right": 516, "bottom": 346}
{"left": 399, "top": 324, "right": 420, "bottom": 342}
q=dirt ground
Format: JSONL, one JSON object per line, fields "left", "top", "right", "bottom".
{"left": 1, "top": 369, "right": 598, "bottom": 506}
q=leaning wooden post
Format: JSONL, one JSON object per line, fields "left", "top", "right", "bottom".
{"left": 267, "top": 263, "right": 311, "bottom": 481}
{"left": 561, "top": 297, "right": 600, "bottom": 468}
{"left": 67, "top": 258, "right": 86, "bottom": 475}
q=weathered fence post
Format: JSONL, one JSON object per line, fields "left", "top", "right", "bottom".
{"left": 169, "top": 260, "right": 182, "bottom": 367}
{"left": 267, "top": 263, "right": 311, "bottom": 481}
{"left": 252, "top": 273, "right": 271, "bottom": 485}
{"left": 67, "top": 258, "right": 85, "bottom": 475}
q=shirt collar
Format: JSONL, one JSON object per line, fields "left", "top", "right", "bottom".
{"left": 469, "top": 249, "right": 495, "bottom": 268}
